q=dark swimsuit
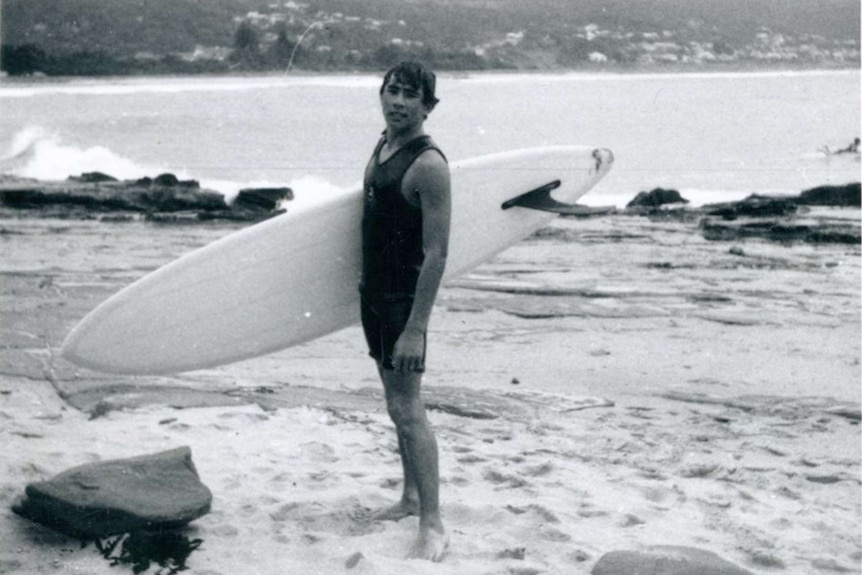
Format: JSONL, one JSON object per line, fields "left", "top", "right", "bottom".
{"left": 360, "top": 134, "right": 445, "bottom": 369}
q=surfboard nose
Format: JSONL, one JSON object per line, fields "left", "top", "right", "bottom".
{"left": 592, "top": 148, "right": 614, "bottom": 174}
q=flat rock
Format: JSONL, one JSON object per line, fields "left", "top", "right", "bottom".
{"left": 592, "top": 546, "right": 754, "bottom": 575}
{"left": 797, "top": 183, "right": 860, "bottom": 207}
{"left": 702, "top": 194, "right": 798, "bottom": 219}
{"left": 0, "top": 174, "right": 292, "bottom": 222}
{"left": 12, "top": 446, "right": 211, "bottom": 537}
{"left": 700, "top": 217, "right": 860, "bottom": 244}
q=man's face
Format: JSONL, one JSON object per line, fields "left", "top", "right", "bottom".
{"left": 380, "top": 76, "right": 429, "bottom": 134}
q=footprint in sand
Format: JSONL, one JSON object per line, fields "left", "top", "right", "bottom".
{"left": 484, "top": 468, "right": 529, "bottom": 489}
{"left": 505, "top": 503, "right": 559, "bottom": 524}
{"left": 270, "top": 500, "right": 384, "bottom": 538}
{"left": 299, "top": 441, "right": 339, "bottom": 463}
{"left": 456, "top": 454, "right": 488, "bottom": 464}
{"left": 521, "top": 461, "right": 555, "bottom": 477}
{"left": 505, "top": 504, "right": 572, "bottom": 543}
{"left": 577, "top": 502, "right": 609, "bottom": 518}
{"left": 306, "top": 469, "right": 338, "bottom": 491}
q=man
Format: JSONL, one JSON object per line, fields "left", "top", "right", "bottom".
{"left": 360, "top": 61, "right": 451, "bottom": 562}
{"left": 837, "top": 137, "right": 860, "bottom": 154}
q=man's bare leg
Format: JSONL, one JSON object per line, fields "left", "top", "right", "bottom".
{"left": 377, "top": 366, "right": 448, "bottom": 561}
{"left": 372, "top": 432, "right": 420, "bottom": 520}
{"left": 372, "top": 365, "right": 420, "bottom": 520}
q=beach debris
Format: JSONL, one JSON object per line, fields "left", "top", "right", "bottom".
{"left": 12, "top": 446, "right": 212, "bottom": 537}
{"left": 92, "top": 529, "right": 202, "bottom": 575}
{"left": 591, "top": 546, "right": 755, "bottom": 575}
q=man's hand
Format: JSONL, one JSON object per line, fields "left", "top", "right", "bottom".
{"left": 392, "top": 328, "right": 425, "bottom": 373}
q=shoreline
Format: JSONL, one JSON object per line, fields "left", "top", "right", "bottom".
{"left": 1, "top": 64, "right": 858, "bottom": 91}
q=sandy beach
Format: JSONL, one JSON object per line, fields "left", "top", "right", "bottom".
{"left": 1, "top": 210, "right": 860, "bottom": 574}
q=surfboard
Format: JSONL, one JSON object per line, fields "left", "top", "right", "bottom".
{"left": 61, "top": 146, "right": 613, "bottom": 374}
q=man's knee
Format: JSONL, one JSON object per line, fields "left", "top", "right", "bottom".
{"left": 386, "top": 394, "right": 425, "bottom": 428}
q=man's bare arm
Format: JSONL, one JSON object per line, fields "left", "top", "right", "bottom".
{"left": 392, "top": 150, "right": 451, "bottom": 372}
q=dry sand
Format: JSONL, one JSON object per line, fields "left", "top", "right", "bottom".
{"left": 1, "top": 211, "right": 859, "bottom": 574}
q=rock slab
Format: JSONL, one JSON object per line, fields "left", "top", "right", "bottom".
{"left": 592, "top": 546, "right": 754, "bottom": 575}
{"left": 12, "top": 446, "right": 212, "bottom": 537}
{"left": 0, "top": 173, "right": 292, "bottom": 222}
{"left": 627, "top": 188, "right": 690, "bottom": 209}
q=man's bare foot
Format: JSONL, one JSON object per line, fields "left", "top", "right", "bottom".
{"left": 372, "top": 498, "right": 419, "bottom": 522}
{"left": 408, "top": 526, "right": 449, "bottom": 562}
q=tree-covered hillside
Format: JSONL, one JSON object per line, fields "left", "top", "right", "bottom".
{"left": 2, "top": 0, "right": 859, "bottom": 75}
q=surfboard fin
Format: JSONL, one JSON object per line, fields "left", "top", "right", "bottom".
{"left": 501, "top": 148, "right": 614, "bottom": 215}
{"left": 502, "top": 180, "right": 584, "bottom": 214}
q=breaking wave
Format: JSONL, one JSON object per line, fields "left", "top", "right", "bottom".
{"left": 0, "top": 126, "right": 355, "bottom": 210}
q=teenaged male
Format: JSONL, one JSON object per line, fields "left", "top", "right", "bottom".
{"left": 360, "top": 61, "right": 451, "bottom": 561}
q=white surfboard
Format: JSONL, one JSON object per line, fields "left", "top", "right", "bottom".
{"left": 61, "top": 146, "right": 613, "bottom": 374}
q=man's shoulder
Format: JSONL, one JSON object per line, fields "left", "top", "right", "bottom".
{"left": 410, "top": 135, "right": 448, "bottom": 172}
{"left": 413, "top": 147, "right": 448, "bottom": 169}
{"left": 402, "top": 144, "right": 450, "bottom": 206}
{"left": 406, "top": 149, "right": 450, "bottom": 186}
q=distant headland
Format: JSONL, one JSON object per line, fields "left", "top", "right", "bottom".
{"left": 2, "top": 0, "right": 858, "bottom": 77}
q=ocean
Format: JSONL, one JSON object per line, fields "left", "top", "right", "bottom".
{"left": 0, "top": 69, "right": 859, "bottom": 208}
{"left": 0, "top": 70, "right": 859, "bottom": 406}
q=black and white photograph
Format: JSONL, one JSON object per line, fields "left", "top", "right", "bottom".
{"left": 1, "top": 1, "right": 859, "bottom": 573}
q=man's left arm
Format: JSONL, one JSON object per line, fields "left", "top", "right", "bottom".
{"left": 392, "top": 151, "right": 451, "bottom": 372}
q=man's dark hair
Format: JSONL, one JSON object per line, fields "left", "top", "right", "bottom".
{"left": 380, "top": 61, "right": 440, "bottom": 109}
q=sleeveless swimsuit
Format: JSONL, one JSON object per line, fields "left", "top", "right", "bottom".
{"left": 359, "top": 134, "right": 446, "bottom": 369}
{"left": 360, "top": 134, "right": 445, "bottom": 297}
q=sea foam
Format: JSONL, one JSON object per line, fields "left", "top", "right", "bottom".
{"left": 1, "top": 127, "right": 160, "bottom": 182}
{"left": 1, "top": 126, "right": 357, "bottom": 210}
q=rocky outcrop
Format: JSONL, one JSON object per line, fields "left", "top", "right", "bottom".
{"left": 700, "top": 217, "right": 861, "bottom": 244}
{"left": 614, "top": 185, "right": 861, "bottom": 244}
{"left": 70, "top": 171, "right": 119, "bottom": 183}
{"left": 0, "top": 172, "right": 291, "bottom": 222}
{"left": 698, "top": 187, "right": 861, "bottom": 244}
{"left": 702, "top": 194, "right": 798, "bottom": 219}
{"left": 12, "top": 447, "right": 212, "bottom": 537}
{"left": 626, "top": 188, "right": 690, "bottom": 209}
{"left": 796, "top": 183, "right": 861, "bottom": 207}
{"left": 233, "top": 187, "right": 293, "bottom": 211}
